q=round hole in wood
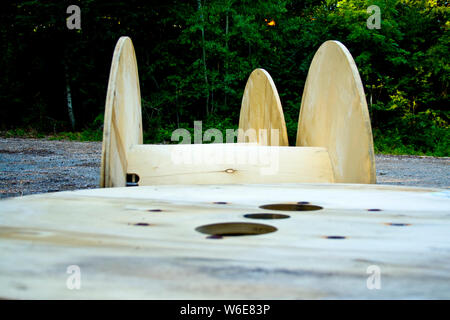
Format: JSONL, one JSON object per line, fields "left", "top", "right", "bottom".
{"left": 325, "top": 236, "right": 346, "bottom": 240}
{"left": 386, "top": 223, "right": 410, "bottom": 227}
{"left": 260, "top": 203, "right": 322, "bottom": 211}
{"left": 134, "top": 223, "right": 150, "bottom": 226}
{"left": 244, "top": 213, "right": 290, "bottom": 220}
{"left": 196, "top": 222, "right": 277, "bottom": 237}
{"left": 367, "top": 209, "right": 382, "bottom": 212}
{"left": 213, "top": 201, "right": 228, "bottom": 205}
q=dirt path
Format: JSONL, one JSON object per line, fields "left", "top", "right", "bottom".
{"left": 0, "top": 138, "right": 448, "bottom": 198}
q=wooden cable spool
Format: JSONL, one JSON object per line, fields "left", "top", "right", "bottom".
{"left": 100, "top": 38, "right": 374, "bottom": 186}
{"left": 0, "top": 37, "right": 448, "bottom": 300}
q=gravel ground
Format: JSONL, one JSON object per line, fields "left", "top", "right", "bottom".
{"left": 376, "top": 154, "right": 449, "bottom": 188}
{"left": 0, "top": 138, "right": 101, "bottom": 198}
{"left": 0, "top": 138, "right": 448, "bottom": 198}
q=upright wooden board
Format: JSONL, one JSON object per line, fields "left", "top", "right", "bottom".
{"left": 0, "top": 185, "right": 449, "bottom": 299}
{"left": 296, "top": 41, "right": 376, "bottom": 184}
{"left": 100, "top": 37, "right": 143, "bottom": 188}
{"left": 238, "top": 69, "right": 289, "bottom": 146}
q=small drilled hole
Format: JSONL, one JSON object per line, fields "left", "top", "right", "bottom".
{"left": 324, "top": 236, "right": 346, "bottom": 239}
{"left": 148, "top": 209, "right": 162, "bottom": 212}
{"left": 134, "top": 223, "right": 150, "bottom": 226}
{"left": 367, "top": 209, "right": 382, "bottom": 212}
{"left": 260, "top": 203, "right": 322, "bottom": 211}
{"left": 213, "top": 201, "right": 228, "bottom": 205}
{"left": 196, "top": 222, "right": 277, "bottom": 237}
{"left": 244, "top": 213, "right": 290, "bottom": 220}
{"left": 386, "top": 223, "right": 410, "bottom": 227}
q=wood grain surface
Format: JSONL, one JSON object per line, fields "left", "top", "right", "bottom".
{"left": 100, "top": 37, "right": 143, "bottom": 188}
{"left": 297, "top": 41, "right": 376, "bottom": 184}
{"left": 0, "top": 184, "right": 449, "bottom": 299}
{"left": 238, "top": 69, "right": 289, "bottom": 146}
{"left": 127, "top": 144, "right": 334, "bottom": 185}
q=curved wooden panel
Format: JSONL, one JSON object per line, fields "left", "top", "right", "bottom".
{"left": 296, "top": 41, "right": 376, "bottom": 183}
{"left": 238, "top": 69, "right": 289, "bottom": 146}
{"left": 100, "top": 37, "right": 143, "bottom": 188}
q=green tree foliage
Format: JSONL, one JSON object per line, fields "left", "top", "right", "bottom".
{"left": 0, "top": 0, "right": 448, "bottom": 155}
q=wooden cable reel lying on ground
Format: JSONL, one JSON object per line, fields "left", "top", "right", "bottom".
{"left": 2, "top": 37, "right": 450, "bottom": 300}
{"left": 100, "top": 37, "right": 375, "bottom": 187}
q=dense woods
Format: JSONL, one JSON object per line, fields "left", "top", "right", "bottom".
{"left": 0, "top": 0, "right": 448, "bottom": 155}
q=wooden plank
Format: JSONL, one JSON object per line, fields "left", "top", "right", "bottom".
{"left": 0, "top": 184, "right": 449, "bottom": 299}
{"left": 100, "top": 37, "right": 143, "bottom": 188}
{"left": 126, "top": 144, "right": 335, "bottom": 185}
{"left": 297, "top": 41, "right": 376, "bottom": 184}
{"left": 238, "top": 69, "right": 289, "bottom": 146}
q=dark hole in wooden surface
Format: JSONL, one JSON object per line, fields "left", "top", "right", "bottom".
{"left": 260, "top": 203, "right": 322, "bottom": 211}
{"left": 196, "top": 222, "right": 277, "bottom": 237}
{"left": 324, "top": 236, "right": 346, "bottom": 239}
{"left": 134, "top": 223, "right": 150, "bottom": 226}
{"left": 367, "top": 209, "right": 382, "bottom": 212}
{"left": 244, "top": 213, "right": 290, "bottom": 220}
{"left": 386, "top": 223, "right": 410, "bottom": 227}
{"left": 213, "top": 201, "right": 228, "bottom": 205}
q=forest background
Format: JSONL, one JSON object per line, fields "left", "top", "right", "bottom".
{"left": 0, "top": 0, "right": 448, "bottom": 156}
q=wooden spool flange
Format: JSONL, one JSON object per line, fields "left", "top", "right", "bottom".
{"left": 238, "top": 69, "right": 289, "bottom": 146}
{"left": 0, "top": 184, "right": 449, "bottom": 299}
{"left": 100, "top": 37, "right": 143, "bottom": 188}
{"left": 296, "top": 41, "right": 376, "bottom": 183}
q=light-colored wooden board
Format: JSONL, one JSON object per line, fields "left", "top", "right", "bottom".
{"left": 0, "top": 184, "right": 449, "bottom": 299}
{"left": 100, "top": 37, "right": 143, "bottom": 188}
{"left": 127, "top": 144, "right": 335, "bottom": 185}
{"left": 296, "top": 41, "right": 376, "bottom": 184}
{"left": 238, "top": 69, "right": 289, "bottom": 146}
